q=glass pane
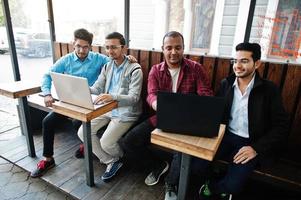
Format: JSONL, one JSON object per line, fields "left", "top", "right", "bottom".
{"left": 130, "top": 0, "right": 185, "bottom": 50}
{"left": 11, "top": 0, "right": 53, "bottom": 81}
{"left": 0, "top": 0, "right": 53, "bottom": 126}
{"left": 53, "top": 0, "right": 124, "bottom": 45}
{"left": 250, "top": 0, "right": 301, "bottom": 64}
{"left": 191, "top": 0, "right": 216, "bottom": 50}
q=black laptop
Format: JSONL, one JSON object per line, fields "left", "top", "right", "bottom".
{"left": 157, "top": 91, "right": 225, "bottom": 138}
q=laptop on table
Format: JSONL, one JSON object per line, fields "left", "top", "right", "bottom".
{"left": 156, "top": 91, "right": 225, "bottom": 138}
{"left": 50, "top": 72, "right": 104, "bottom": 110}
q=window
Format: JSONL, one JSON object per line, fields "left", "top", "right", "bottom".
{"left": 250, "top": 0, "right": 301, "bottom": 63}
{"left": 52, "top": 0, "right": 124, "bottom": 45}
{"left": 130, "top": 0, "right": 216, "bottom": 53}
{"left": 269, "top": 0, "right": 301, "bottom": 61}
{"left": 191, "top": 0, "right": 216, "bottom": 51}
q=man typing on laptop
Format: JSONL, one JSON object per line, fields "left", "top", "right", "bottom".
{"left": 31, "top": 29, "right": 137, "bottom": 178}
{"left": 76, "top": 32, "right": 143, "bottom": 181}
{"left": 31, "top": 28, "right": 109, "bottom": 178}
{"left": 120, "top": 31, "right": 213, "bottom": 200}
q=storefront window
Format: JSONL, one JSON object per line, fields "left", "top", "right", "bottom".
{"left": 53, "top": 0, "right": 124, "bottom": 45}
{"left": 250, "top": 0, "right": 301, "bottom": 63}
{"left": 191, "top": 0, "right": 216, "bottom": 51}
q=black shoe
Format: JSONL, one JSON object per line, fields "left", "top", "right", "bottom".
{"left": 30, "top": 159, "right": 55, "bottom": 178}
{"left": 74, "top": 144, "right": 84, "bottom": 159}
{"left": 144, "top": 161, "right": 169, "bottom": 186}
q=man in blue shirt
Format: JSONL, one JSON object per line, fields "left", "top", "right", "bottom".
{"left": 31, "top": 28, "right": 110, "bottom": 178}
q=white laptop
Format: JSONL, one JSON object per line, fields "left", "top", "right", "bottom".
{"left": 50, "top": 72, "right": 104, "bottom": 110}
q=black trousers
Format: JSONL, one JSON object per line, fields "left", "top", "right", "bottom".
{"left": 42, "top": 111, "right": 81, "bottom": 157}
{"left": 120, "top": 118, "right": 176, "bottom": 183}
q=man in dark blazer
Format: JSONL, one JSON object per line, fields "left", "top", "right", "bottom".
{"left": 198, "top": 42, "right": 289, "bottom": 200}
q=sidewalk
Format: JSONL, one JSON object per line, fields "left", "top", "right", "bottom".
{"left": 0, "top": 97, "right": 74, "bottom": 200}
{"left": 0, "top": 157, "right": 75, "bottom": 200}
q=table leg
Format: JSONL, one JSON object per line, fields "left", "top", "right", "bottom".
{"left": 83, "top": 121, "right": 94, "bottom": 186}
{"left": 178, "top": 153, "right": 191, "bottom": 200}
{"left": 18, "top": 97, "right": 35, "bottom": 157}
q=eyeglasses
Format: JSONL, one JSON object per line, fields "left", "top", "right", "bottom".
{"left": 75, "top": 45, "right": 90, "bottom": 51}
{"left": 230, "top": 58, "right": 250, "bottom": 65}
{"left": 104, "top": 45, "right": 123, "bottom": 50}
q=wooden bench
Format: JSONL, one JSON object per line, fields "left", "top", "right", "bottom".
{"left": 28, "top": 42, "right": 301, "bottom": 191}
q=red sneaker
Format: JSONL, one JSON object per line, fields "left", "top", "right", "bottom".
{"left": 30, "top": 159, "right": 55, "bottom": 178}
{"left": 75, "top": 144, "right": 84, "bottom": 159}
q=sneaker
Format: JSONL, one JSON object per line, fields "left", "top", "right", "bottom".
{"left": 145, "top": 160, "right": 169, "bottom": 186}
{"left": 220, "top": 193, "right": 232, "bottom": 200}
{"left": 101, "top": 160, "right": 123, "bottom": 181}
{"left": 164, "top": 183, "right": 177, "bottom": 200}
{"left": 75, "top": 144, "right": 84, "bottom": 159}
{"left": 30, "top": 159, "right": 55, "bottom": 178}
{"left": 199, "top": 182, "right": 213, "bottom": 200}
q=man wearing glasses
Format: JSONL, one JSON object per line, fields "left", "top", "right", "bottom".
{"left": 76, "top": 32, "right": 143, "bottom": 181}
{"left": 197, "top": 42, "right": 289, "bottom": 200}
{"left": 31, "top": 29, "right": 136, "bottom": 178}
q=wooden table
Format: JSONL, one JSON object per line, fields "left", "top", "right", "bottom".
{"left": 52, "top": 100, "right": 118, "bottom": 186}
{"left": 151, "top": 124, "right": 226, "bottom": 200}
{"left": 0, "top": 81, "right": 41, "bottom": 157}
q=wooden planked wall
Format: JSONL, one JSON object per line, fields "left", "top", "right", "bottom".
{"left": 54, "top": 42, "right": 301, "bottom": 165}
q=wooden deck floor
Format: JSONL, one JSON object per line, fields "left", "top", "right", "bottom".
{"left": 1, "top": 125, "right": 300, "bottom": 200}
{"left": 0, "top": 126, "right": 167, "bottom": 200}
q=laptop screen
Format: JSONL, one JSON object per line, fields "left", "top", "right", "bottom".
{"left": 157, "top": 91, "right": 225, "bottom": 137}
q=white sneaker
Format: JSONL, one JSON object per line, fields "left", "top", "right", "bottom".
{"left": 164, "top": 183, "right": 177, "bottom": 200}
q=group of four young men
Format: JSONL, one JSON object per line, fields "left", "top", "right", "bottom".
{"left": 30, "top": 28, "right": 288, "bottom": 200}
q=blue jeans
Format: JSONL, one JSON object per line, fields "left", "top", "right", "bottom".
{"left": 194, "top": 131, "right": 259, "bottom": 194}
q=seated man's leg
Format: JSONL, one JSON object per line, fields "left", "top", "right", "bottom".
{"left": 164, "top": 153, "right": 211, "bottom": 200}
{"left": 77, "top": 113, "right": 110, "bottom": 162}
{"left": 164, "top": 152, "right": 181, "bottom": 200}
{"left": 199, "top": 131, "right": 258, "bottom": 199}
{"left": 98, "top": 119, "right": 134, "bottom": 181}
{"left": 42, "top": 112, "right": 67, "bottom": 158}
{"left": 71, "top": 119, "right": 82, "bottom": 132}
{"left": 120, "top": 119, "right": 170, "bottom": 186}
{"left": 31, "top": 111, "right": 66, "bottom": 178}
{"left": 214, "top": 156, "right": 258, "bottom": 195}
{"left": 120, "top": 118, "right": 155, "bottom": 163}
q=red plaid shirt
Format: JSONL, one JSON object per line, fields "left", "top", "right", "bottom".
{"left": 147, "top": 58, "right": 213, "bottom": 126}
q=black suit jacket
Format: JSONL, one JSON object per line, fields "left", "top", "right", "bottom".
{"left": 218, "top": 72, "right": 289, "bottom": 168}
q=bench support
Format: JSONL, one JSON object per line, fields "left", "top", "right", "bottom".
{"left": 18, "top": 97, "right": 36, "bottom": 157}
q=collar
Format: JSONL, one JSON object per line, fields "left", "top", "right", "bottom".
{"left": 232, "top": 74, "right": 255, "bottom": 92}
{"left": 72, "top": 51, "right": 92, "bottom": 62}
{"left": 227, "top": 71, "right": 263, "bottom": 89}
{"left": 113, "top": 56, "right": 128, "bottom": 70}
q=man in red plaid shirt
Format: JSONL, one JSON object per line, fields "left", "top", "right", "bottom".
{"left": 120, "top": 31, "right": 212, "bottom": 200}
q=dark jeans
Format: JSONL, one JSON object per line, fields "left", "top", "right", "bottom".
{"left": 192, "top": 132, "right": 258, "bottom": 194}
{"left": 165, "top": 152, "right": 181, "bottom": 185}
{"left": 167, "top": 131, "right": 259, "bottom": 194}
{"left": 120, "top": 118, "right": 159, "bottom": 168}
{"left": 42, "top": 112, "right": 81, "bottom": 157}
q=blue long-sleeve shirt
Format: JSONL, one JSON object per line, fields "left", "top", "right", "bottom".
{"left": 41, "top": 51, "right": 110, "bottom": 95}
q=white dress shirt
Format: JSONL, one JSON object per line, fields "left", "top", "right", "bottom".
{"left": 228, "top": 75, "right": 255, "bottom": 138}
